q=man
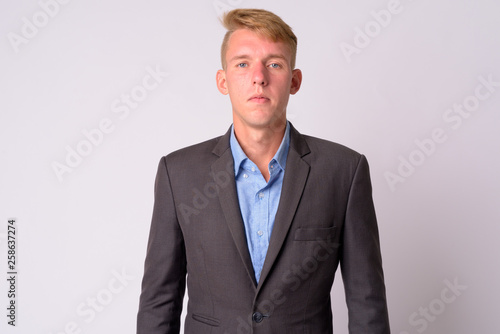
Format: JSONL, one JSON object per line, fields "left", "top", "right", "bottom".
{"left": 137, "top": 8, "right": 390, "bottom": 334}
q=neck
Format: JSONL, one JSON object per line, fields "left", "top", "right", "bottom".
{"left": 233, "top": 119, "right": 287, "bottom": 181}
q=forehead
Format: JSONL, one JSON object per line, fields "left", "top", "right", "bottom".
{"left": 226, "top": 29, "right": 291, "bottom": 61}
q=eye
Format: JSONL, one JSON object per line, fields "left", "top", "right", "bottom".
{"left": 237, "top": 63, "right": 248, "bottom": 68}
{"left": 269, "top": 63, "right": 281, "bottom": 69}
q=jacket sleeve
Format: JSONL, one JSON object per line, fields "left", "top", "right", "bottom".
{"left": 137, "top": 156, "right": 187, "bottom": 334}
{"left": 340, "top": 155, "right": 391, "bottom": 334}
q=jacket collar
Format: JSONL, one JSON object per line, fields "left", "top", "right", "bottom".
{"left": 212, "top": 122, "right": 311, "bottom": 159}
{"left": 210, "top": 122, "right": 311, "bottom": 290}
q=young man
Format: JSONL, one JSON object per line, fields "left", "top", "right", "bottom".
{"left": 137, "top": 8, "right": 390, "bottom": 334}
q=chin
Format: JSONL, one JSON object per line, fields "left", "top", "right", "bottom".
{"left": 234, "top": 109, "right": 285, "bottom": 128}
{"left": 247, "top": 117, "right": 285, "bottom": 129}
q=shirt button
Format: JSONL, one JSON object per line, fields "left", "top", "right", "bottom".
{"left": 243, "top": 174, "right": 249, "bottom": 179}
{"left": 257, "top": 230, "right": 263, "bottom": 236}
{"left": 258, "top": 193, "right": 264, "bottom": 199}
{"left": 270, "top": 164, "right": 274, "bottom": 169}
{"left": 252, "top": 312, "right": 264, "bottom": 323}
{"left": 251, "top": 167, "right": 256, "bottom": 172}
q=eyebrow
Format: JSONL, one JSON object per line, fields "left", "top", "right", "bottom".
{"left": 228, "top": 54, "right": 288, "bottom": 63}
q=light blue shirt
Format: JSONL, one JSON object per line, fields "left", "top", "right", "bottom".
{"left": 229, "top": 122, "right": 290, "bottom": 283}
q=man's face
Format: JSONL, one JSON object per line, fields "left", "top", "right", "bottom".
{"left": 216, "top": 29, "right": 302, "bottom": 130}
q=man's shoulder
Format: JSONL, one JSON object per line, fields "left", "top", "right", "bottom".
{"left": 303, "top": 134, "right": 359, "bottom": 154}
{"left": 162, "top": 134, "right": 226, "bottom": 166}
{"left": 294, "top": 132, "right": 369, "bottom": 177}
{"left": 287, "top": 123, "right": 361, "bottom": 159}
{"left": 300, "top": 133, "right": 362, "bottom": 160}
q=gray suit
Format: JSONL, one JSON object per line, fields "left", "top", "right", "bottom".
{"left": 137, "top": 123, "right": 390, "bottom": 334}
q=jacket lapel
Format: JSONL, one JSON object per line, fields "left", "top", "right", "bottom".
{"left": 257, "top": 123, "right": 311, "bottom": 291}
{"left": 211, "top": 128, "right": 258, "bottom": 287}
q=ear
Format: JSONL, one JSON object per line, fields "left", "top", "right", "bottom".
{"left": 290, "top": 68, "right": 302, "bottom": 95}
{"left": 216, "top": 69, "right": 229, "bottom": 95}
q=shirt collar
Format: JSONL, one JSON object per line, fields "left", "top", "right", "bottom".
{"left": 230, "top": 121, "right": 290, "bottom": 175}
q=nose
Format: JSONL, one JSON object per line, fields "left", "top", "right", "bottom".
{"left": 252, "top": 63, "right": 268, "bottom": 86}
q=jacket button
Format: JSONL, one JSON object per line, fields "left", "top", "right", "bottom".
{"left": 252, "top": 312, "right": 264, "bottom": 323}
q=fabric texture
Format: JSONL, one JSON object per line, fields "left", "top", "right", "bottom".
{"left": 137, "top": 122, "right": 390, "bottom": 334}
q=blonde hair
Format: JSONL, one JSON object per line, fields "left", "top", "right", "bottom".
{"left": 220, "top": 9, "right": 297, "bottom": 70}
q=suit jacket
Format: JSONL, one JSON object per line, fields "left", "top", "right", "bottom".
{"left": 137, "top": 123, "right": 390, "bottom": 334}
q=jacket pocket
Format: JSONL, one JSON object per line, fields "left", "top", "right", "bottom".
{"left": 294, "top": 226, "right": 336, "bottom": 241}
{"left": 192, "top": 313, "right": 220, "bottom": 327}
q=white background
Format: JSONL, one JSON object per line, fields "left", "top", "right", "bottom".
{"left": 1, "top": 0, "right": 499, "bottom": 333}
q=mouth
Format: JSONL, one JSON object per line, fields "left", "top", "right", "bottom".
{"left": 248, "top": 95, "right": 270, "bottom": 103}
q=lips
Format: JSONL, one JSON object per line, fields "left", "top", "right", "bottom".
{"left": 249, "top": 94, "right": 270, "bottom": 103}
